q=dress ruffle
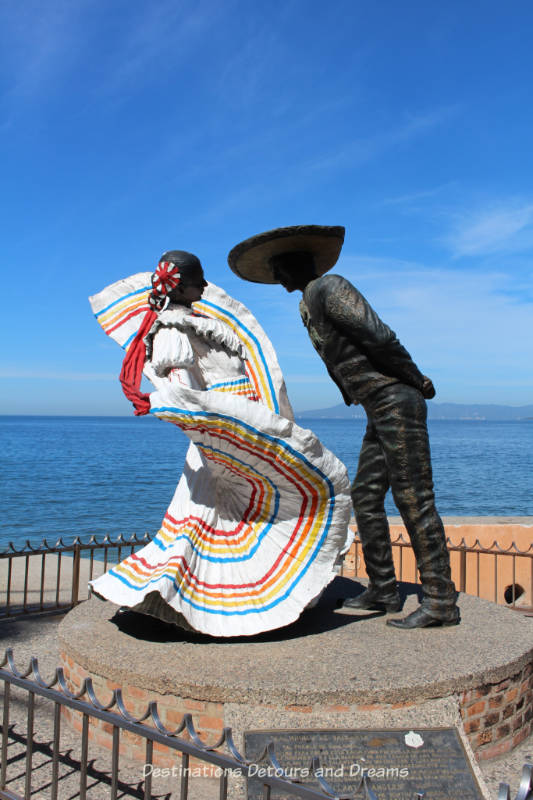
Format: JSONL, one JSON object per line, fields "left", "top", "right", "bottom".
{"left": 146, "top": 305, "right": 247, "bottom": 360}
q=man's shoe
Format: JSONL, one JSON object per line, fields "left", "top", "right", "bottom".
{"left": 386, "top": 607, "right": 460, "bottom": 629}
{"left": 343, "top": 587, "right": 402, "bottom": 613}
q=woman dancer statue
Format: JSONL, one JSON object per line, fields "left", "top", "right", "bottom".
{"left": 89, "top": 250, "right": 352, "bottom": 637}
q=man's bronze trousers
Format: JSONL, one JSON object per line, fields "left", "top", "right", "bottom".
{"left": 351, "top": 384, "right": 457, "bottom": 619}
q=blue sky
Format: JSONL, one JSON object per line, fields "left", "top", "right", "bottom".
{"left": 1, "top": 0, "right": 532, "bottom": 414}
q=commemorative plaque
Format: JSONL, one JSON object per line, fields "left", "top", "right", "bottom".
{"left": 244, "top": 728, "right": 484, "bottom": 800}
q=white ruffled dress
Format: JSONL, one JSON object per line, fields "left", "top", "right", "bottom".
{"left": 89, "top": 275, "right": 352, "bottom": 637}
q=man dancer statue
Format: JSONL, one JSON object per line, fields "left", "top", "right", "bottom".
{"left": 228, "top": 225, "right": 459, "bottom": 629}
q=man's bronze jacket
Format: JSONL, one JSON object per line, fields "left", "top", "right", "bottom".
{"left": 299, "top": 274, "right": 427, "bottom": 406}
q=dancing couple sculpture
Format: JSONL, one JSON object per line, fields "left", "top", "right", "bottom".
{"left": 89, "top": 226, "right": 459, "bottom": 636}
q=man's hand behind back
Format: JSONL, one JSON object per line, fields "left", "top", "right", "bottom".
{"left": 422, "top": 376, "right": 436, "bottom": 399}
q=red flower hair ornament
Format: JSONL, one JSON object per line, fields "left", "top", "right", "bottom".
{"left": 120, "top": 260, "right": 181, "bottom": 416}
{"left": 148, "top": 260, "right": 181, "bottom": 311}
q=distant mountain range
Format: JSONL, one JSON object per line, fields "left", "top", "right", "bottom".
{"left": 296, "top": 402, "right": 533, "bottom": 421}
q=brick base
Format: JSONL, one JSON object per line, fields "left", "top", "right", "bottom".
{"left": 459, "top": 661, "right": 533, "bottom": 759}
{"left": 60, "top": 649, "right": 533, "bottom": 764}
{"left": 60, "top": 650, "right": 224, "bottom": 768}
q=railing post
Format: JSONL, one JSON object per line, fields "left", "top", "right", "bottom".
{"left": 459, "top": 548, "right": 467, "bottom": 594}
{"left": 71, "top": 543, "right": 81, "bottom": 607}
{"left": 1, "top": 682, "right": 10, "bottom": 789}
{"left": 530, "top": 556, "right": 533, "bottom": 610}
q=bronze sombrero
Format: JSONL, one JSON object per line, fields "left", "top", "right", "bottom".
{"left": 228, "top": 225, "right": 345, "bottom": 284}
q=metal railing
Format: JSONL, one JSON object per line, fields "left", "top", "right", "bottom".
{"left": 499, "top": 765, "right": 533, "bottom": 800}
{"left": 0, "top": 649, "right": 378, "bottom": 800}
{"left": 1, "top": 650, "right": 531, "bottom": 800}
{"left": 2, "top": 529, "right": 533, "bottom": 622}
{"left": 345, "top": 533, "right": 533, "bottom": 610}
{"left": 0, "top": 534, "right": 151, "bottom": 619}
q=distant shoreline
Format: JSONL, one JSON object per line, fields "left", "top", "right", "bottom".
{"left": 296, "top": 416, "right": 533, "bottom": 421}
{"left": 1, "top": 403, "right": 533, "bottom": 423}
{"left": 296, "top": 401, "right": 533, "bottom": 422}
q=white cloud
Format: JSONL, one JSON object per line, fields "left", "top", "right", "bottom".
{"left": 96, "top": 0, "right": 224, "bottom": 98}
{"left": 0, "top": 0, "right": 224, "bottom": 110}
{"left": 236, "top": 249, "right": 533, "bottom": 408}
{"left": 0, "top": 1, "right": 92, "bottom": 102}
{"left": 303, "top": 106, "right": 459, "bottom": 174}
{"left": 328, "top": 255, "right": 533, "bottom": 402}
{"left": 447, "top": 203, "right": 533, "bottom": 257}
{"left": 382, "top": 182, "right": 458, "bottom": 207}
{"left": 175, "top": 106, "right": 461, "bottom": 233}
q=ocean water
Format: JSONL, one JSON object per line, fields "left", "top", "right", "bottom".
{"left": 1, "top": 415, "right": 532, "bottom": 551}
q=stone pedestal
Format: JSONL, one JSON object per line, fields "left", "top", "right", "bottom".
{"left": 58, "top": 577, "right": 533, "bottom": 769}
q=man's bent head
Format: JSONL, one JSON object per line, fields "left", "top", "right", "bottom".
{"left": 227, "top": 225, "right": 345, "bottom": 285}
{"left": 270, "top": 251, "right": 318, "bottom": 292}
